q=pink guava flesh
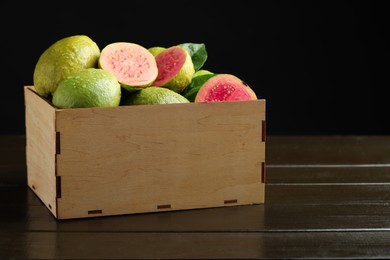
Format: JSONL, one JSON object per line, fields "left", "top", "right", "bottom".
{"left": 195, "top": 74, "right": 257, "bottom": 102}
{"left": 99, "top": 42, "right": 158, "bottom": 87}
{"left": 153, "top": 46, "right": 187, "bottom": 86}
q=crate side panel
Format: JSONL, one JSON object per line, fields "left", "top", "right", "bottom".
{"left": 24, "top": 87, "right": 57, "bottom": 217}
{"left": 55, "top": 100, "right": 265, "bottom": 219}
{"left": 58, "top": 175, "right": 265, "bottom": 219}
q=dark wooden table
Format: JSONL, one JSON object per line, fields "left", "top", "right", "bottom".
{"left": 1, "top": 135, "right": 390, "bottom": 259}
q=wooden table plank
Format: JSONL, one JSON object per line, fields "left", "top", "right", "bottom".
{"left": 2, "top": 231, "right": 390, "bottom": 259}
{"left": 267, "top": 184, "right": 390, "bottom": 205}
{"left": 3, "top": 135, "right": 390, "bottom": 187}
{"left": 2, "top": 135, "right": 390, "bottom": 259}
{"left": 0, "top": 135, "right": 26, "bottom": 186}
{"left": 266, "top": 135, "right": 390, "bottom": 165}
{"left": 2, "top": 187, "right": 390, "bottom": 232}
{"left": 3, "top": 202, "right": 390, "bottom": 233}
{"left": 267, "top": 167, "right": 390, "bottom": 184}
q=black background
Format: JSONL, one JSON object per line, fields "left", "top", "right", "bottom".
{"left": 1, "top": 1, "right": 389, "bottom": 135}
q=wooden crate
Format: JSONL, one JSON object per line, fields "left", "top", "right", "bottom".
{"left": 24, "top": 86, "right": 266, "bottom": 219}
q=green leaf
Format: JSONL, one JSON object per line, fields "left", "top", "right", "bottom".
{"left": 179, "top": 43, "right": 208, "bottom": 71}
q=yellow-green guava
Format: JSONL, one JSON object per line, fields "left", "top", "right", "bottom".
{"left": 52, "top": 68, "right": 121, "bottom": 108}
{"left": 122, "top": 86, "right": 189, "bottom": 105}
{"left": 33, "top": 35, "right": 100, "bottom": 97}
{"left": 148, "top": 46, "right": 166, "bottom": 57}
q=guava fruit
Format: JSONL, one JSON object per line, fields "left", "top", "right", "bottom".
{"left": 149, "top": 43, "right": 207, "bottom": 71}
{"left": 180, "top": 69, "right": 217, "bottom": 102}
{"left": 122, "top": 86, "right": 189, "bottom": 105}
{"left": 52, "top": 68, "right": 121, "bottom": 108}
{"left": 98, "top": 42, "right": 158, "bottom": 90}
{"left": 194, "top": 74, "right": 257, "bottom": 103}
{"left": 192, "top": 69, "right": 214, "bottom": 78}
{"left": 33, "top": 35, "right": 100, "bottom": 97}
{"left": 153, "top": 45, "right": 195, "bottom": 93}
{"left": 148, "top": 46, "right": 166, "bottom": 57}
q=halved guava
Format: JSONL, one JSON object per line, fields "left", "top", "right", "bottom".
{"left": 98, "top": 42, "right": 158, "bottom": 89}
{"left": 181, "top": 69, "right": 217, "bottom": 102}
{"left": 194, "top": 74, "right": 257, "bottom": 103}
{"left": 153, "top": 46, "right": 195, "bottom": 93}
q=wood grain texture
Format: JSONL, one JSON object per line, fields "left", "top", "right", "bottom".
{"left": 266, "top": 184, "right": 390, "bottom": 205}
{"left": 3, "top": 132, "right": 390, "bottom": 259}
{"left": 266, "top": 135, "right": 390, "bottom": 165}
{"left": 55, "top": 100, "right": 265, "bottom": 218}
{"left": 2, "top": 231, "right": 390, "bottom": 259}
{"left": 24, "top": 87, "right": 58, "bottom": 217}
{"left": 2, "top": 188, "right": 390, "bottom": 233}
{"left": 23, "top": 86, "right": 266, "bottom": 219}
{"left": 267, "top": 166, "right": 390, "bottom": 184}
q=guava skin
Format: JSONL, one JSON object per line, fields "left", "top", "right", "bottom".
{"left": 52, "top": 68, "right": 121, "bottom": 108}
{"left": 194, "top": 74, "right": 257, "bottom": 103}
{"left": 148, "top": 46, "right": 166, "bottom": 57}
{"left": 33, "top": 35, "right": 100, "bottom": 97}
{"left": 122, "top": 86, "right": 190, "bottom": 105}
